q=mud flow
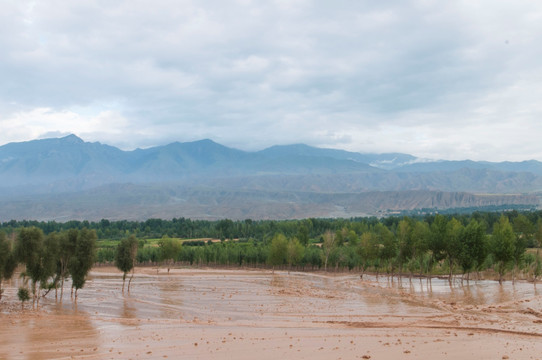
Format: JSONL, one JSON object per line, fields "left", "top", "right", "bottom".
{"left": 1, "top": 268, "right": 541, "bottom": 359}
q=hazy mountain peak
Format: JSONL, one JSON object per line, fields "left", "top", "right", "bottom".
{"left": 1, "top": 135, "right": 542, "bottom": 197}
{"left": 263, "top": 143, "right": 315, "bottom": 150}
{"left": 0, "top": 135, "right": 541, "bottom": 220}
{"left": 60, "top": 134, "right": 84, "bottom": 143}
{"left": 192, "top": 138, "right": 218, "bottom": 145}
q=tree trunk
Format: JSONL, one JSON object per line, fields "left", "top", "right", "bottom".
{"left": 128, "top": 268, "right": 134, "bottom": 292}
{"left": 534, "top": 248, "right": 540, "bottom": 287}
{"left": 448, "top": 257, "right": 453, "bottom": 285}
{"left": 32, "top": 282, "right": 37, "bottom": 308}
{"left": 36, "top": 284, "right": 41, "bottom": 309}
{"left": 60, "top": 276, "right": 64, "bottom": 301}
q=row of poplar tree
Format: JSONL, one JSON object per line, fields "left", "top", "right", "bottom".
{"left": 0, "top": 227, "right": 141, "bottom": 307}
{"left": 3, "top": 210, "right": 542, "bottom": 244}
{"left": 101, "top": 214, "right": 542, "bottom": 285}
{"left": 0, "top": 228, "right": 97, "bottom": 307}
{"left": 0, "top": 226, "right": 147, "bottom": 306}
{"left": 1, "top": 213, "right": 541, "bottom": 308}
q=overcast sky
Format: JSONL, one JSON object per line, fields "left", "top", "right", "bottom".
{"left": 1, "top": 1, "right": 542, "bottom": 161}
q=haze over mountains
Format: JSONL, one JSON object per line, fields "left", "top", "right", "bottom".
{"left": 0, "top": 135, "right": 540, "bottom": 221}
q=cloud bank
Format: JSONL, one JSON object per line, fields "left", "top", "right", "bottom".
{"left": 1, "top": 0, "right": 542, "bottom": 161}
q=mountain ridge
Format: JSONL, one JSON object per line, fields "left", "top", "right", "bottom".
{"left": 3, "top": 134, "right": 542, "bottom": 180}
{"left": 0, "top": 134, "right": 540, "bottom": 220}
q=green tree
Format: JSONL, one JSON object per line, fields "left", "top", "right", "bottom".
{"left": 16, "top": 227, "right": 52, "bottom": 307}
{"left": 0, "top": 232, "right": 8, "bottom": 300}
{"left": 41, "top": 232, "right": 60, "bottom": 297}
{"left": 513, "top": 214, "right": 535, "bottom": 246}
{"left": 216, "top": 219, "right": 234, "bottom": 240}
{"left": 491, "top": 216, "right": 516, "bottom": 284}
{"left": 357, "top": 231, "right": 377, "bottom": 277}
{"left": 533, "top": 256, "right": 542, "bottom": 286}
{"left": 375, "top": 223, "right": 396, "bottom": 278}
{"left": 158, "top": 236, "right": 182, "bottom": 273}
{"left": 17, "top": 287, "right": 30, "bottom": 310}
{"left": 286, "top": 237, "right": 305, "bottom": 271}
{"left": 410, "top": 221, "right": 430, "bottom": 277}
{"left": 68, "top": 229, "right": 96, "bottom": 299}
{"left": 306, "top": 246, "right": 322, "bottom": 269}
{"left": 396, "top": 219, "right": 412, "bottom": 277}
{"left": 458, "top": 219, "right": 487, "bottom": 282}
{"left": 296, "top": 223, "right": 310, "bottom": 246}
{"left": 534, "top": 219, "right": 542, "bottom": 285}
{"left": 58, "top": 229, "right": 78, "bottom": 299}
{"left": 322, "top": 231, "right": 338, "bottom": 271}
{"left": 535, "top": 219, "right": 542, "bottom": 251}
{"left": 512, "top": 232, "right": 527, "bottom": 283}
{"left": 445, "top": 218, "right": 464, "bottom": 283}
{"left": 335, "top": 228, "right": 348, "bottom": 247}
{"left": 115, "top": 235, "right": 139, "bottom": 292}
{"left": 346, "top": 230, "right": 359, "bottom": 247}
{"left": 424, "top": 214, "right": 448, "bottom": 283}
{"left": 429, "top": 215, "right": 448, "bottom": 265}
{"left": 267, "top": 233, "right": 287, "bottom": 271}
{"left": 511, "top": 214, "right": 532, "bottom": 282}
{"left": 0, "top": 232, "right": 17, "bottom": 300}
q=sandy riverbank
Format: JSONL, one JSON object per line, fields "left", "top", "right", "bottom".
{"left": 1, "top": 267, "right": 541, "bottom": 359}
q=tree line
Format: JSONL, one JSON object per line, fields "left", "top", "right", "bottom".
{"left": 0, "top": 228, "right": 144, "bottom": 307}
{"left": 1, "top": 211, "right": 542, "bottom": 308}
{"left": 2, "top": 210, "right": 542, "bottom": 246}
{"left": 0, "top": 228, "right": 96, "bottom": 308}
{"left": 100, "top": 213, "right": 542, "bottom": 285}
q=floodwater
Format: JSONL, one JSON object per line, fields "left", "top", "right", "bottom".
{"left": 1, "top": 268, "right": 542, "bottom": 359}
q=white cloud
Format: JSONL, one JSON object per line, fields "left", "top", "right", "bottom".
{"left": 0, "top": 108, "right": 130, "bottom": 146}
{"left": 1, "top": 0, "right": 542, "bottom": 161}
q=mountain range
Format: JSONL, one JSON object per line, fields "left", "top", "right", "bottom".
{"left": 0, "top": 135, "right": 540, "bottom": 220}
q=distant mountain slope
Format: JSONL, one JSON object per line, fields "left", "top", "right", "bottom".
{"left": 0, "top": 135, "right": 541, "bottom": 220}
{"left": 0, "top": 184, "right": 537, "bottom": 221}
{"left": 257, "top": 144, "right": 415, "bottom": 169}
{"left": 397, "top": 159, "right": 542, "bottom": 176}
{"left": 2, "top": 134, "right": 542, "bottom": 192}
{"left": 127, "top": 139, "right": 255, "bottom": 179}
{"left": 190, "top": 169, "right": 542, "bottom": 194}
{"left": 0, "top": 134, "right": 126, "bottom": 187}
{"left": 0, "top": 135, "right": 383, "bottom": 190}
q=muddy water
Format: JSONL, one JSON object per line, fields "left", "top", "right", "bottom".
{"left": 1, "top": 268, "right": 542, "bottom": 359}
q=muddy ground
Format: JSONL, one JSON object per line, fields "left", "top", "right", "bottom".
{"left": 1, "top": 267, "right": 542, "bottom": 359}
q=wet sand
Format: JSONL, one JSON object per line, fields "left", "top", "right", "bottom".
{"left": 1, "top": 267, "right": 542, "bottom": 359}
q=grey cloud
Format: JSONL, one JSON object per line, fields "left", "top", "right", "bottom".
{"left": 1, "top": 1, "right": 542, "bottom": 160}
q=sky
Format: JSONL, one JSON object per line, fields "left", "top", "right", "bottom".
{"left": 1, "top": 0, "right": 542, "bottom": 161}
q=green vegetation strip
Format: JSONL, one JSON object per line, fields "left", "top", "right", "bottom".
{"left": 2, "top": 211, "right": 542, "bottom": 308}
